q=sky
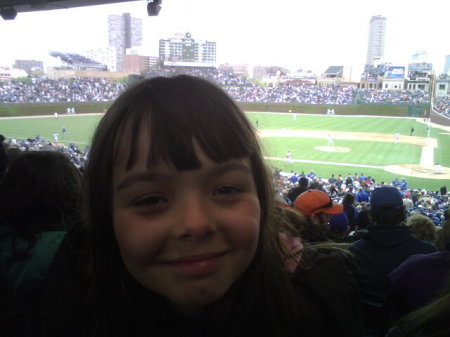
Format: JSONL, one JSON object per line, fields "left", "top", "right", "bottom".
{"left": 1, "top": 0, "right": 449, "bottom": 80}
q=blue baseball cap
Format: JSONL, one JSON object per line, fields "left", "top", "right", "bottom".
{"left": 329, "top": 212, "right": 349, "bottom": 233}
{"left": 370, "top": 187, "right": 403, "bottom": 213}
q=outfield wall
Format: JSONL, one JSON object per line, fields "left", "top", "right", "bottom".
{"left": 0, "top": 102, "right": 429, "bottom": 118}
{"left": 239, "top": 103, "right": 429, "bottom": 117}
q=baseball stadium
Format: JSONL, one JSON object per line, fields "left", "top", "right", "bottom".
{"left": 2, "top": 2, "right": 450, "bottom": 337}
{"left": 1, "top": 89, "right": 449, "bottom": 191}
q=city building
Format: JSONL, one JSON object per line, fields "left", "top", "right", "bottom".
{"left": 443, "top": 55, "right": 450, "bottom": 75}
{"left": 405, "top": 52, "right": 433, "bottom": 91}
{"left": 219, "top": 63, "right": 249, "bottom": 76}
{"left": 252, "top": 65, "right": 288, "bottom": 86}
{"left": 435, "top": 74, "right": 450, "bottom": 98}
{"left": 159, "top": 32, "right": 216, "bottom": 67}
{"left": 319, "top": 66, "right": 344, "bottom": 87}
{"left": 123, "top": 48, "right": 157, "bottom": 74}
{"left": 366, "top": 15, "right": 386, "bottom": 66}
{"left": 108, "top": 13, "right": 142, "bottom": 72}
{"left": 360, "top": 64, "right": 405, "bottom": 90}
{"left": 13, "top": 59, "right": 43, "bottom": 75}
{"left": 84, "top": 47, "right": 117, "bottom": 72}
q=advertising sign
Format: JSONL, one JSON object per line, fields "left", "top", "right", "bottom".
{"left": 384, "top": 66, "right": 405, "bottom": 79}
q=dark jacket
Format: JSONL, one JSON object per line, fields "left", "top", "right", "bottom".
{"left": 387, "top": 251, "right": 450, "bottom": 322}
{"left": 293, "top": 249, "right": 364, "bottom": 337}
{"left": 343, "top": 203, "right": 358, "bottom": 231}
{"left": 349, "top": 225, "right": 437, "bottom": 302}
{"left": 35, "top": 242, "right": 363, "bottom": 337}
{"left": 348, "top": 225, "right": 437, "bottom": 336}
{"left": 287, "top": 186, "right": 308, "bottom": 205}
{"left": 0, "top": 226, "right": 66, "bottom": 337}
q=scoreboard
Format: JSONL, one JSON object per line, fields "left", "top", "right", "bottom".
{"left": 159, "top": 32, "right": 216, "bottom": 67}
{"left": 181, "top": 32, "right": 195, "bottom": 62}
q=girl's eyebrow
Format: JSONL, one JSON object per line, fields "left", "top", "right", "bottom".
{"left": 207, "top": 161, "right": 252, "bottom": 178}
{"left": 115, "top": 161, "right": 252, "bottom": 192}
{"left": 115, "top": 172, "right": 171, "bottom": 192}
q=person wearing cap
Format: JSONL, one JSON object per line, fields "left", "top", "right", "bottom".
{"left": 348, "top": 187, "right": 437, "bottom": 337}
{"left": 328, "top": 212, "right": 350, "bottom": 242}
{"left": 399, "top": 178, "right": 408, "bottom": 191}
{"left": 294, "top": 189, "right": 343, "bottom": 243}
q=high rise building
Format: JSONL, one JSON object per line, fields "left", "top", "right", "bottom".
{"left": 366, "top": 15, "right": 386, "bottom": 66}
{"left": 444, "top": 55, "right": 450, "bottom": 75}
{"left": 108, "top": 13, "right": 142, "bottom": 72}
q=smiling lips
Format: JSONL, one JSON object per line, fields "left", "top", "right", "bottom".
{"left": 168, "top": 252, "right": 226, "bottom": 277}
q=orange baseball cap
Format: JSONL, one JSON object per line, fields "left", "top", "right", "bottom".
{"left": 294, "top": 190, "right": 343, "bottom": 216}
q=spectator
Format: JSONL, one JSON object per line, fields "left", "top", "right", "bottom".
{"left": 286, "top": 176, "right": 309, "bottom": 205}
{"left": 294, "top": 189, "right": 343, "bottom": 243}
{"left": 399, "top": 178, "right": 408, "bottom": 191}
{"left": 0, "top": 134, "right": 6, "bottom": 178}
{"left": 0, "top": 151, "right": 82, "bottom": 336}
{"left": 328, "top": 212, "right": 350, "bottom": 242}
{"left": 403, "top": 192, "right": 414, "bottom": 209}
{"left": 342, "top": 193, "right": 358, "bottom": 231}
{"left": 355, "top": 187, "right": 370, "bottom": 203}
{"left": 385, "top": 277, "right": 450, "bottom": 337}
{"left": 349, "top": 187, "right": 437, "bottom": 337}
{"left": 406, "top": 213, "right": 438, "bottom": 245}
{"left": 328, "top": 173, "right": 336, "bottom": 185}
{"left": 386, "top": 219, "right": 450, "bottom": 324}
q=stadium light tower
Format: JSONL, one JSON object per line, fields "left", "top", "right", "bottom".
{"left": 147, "top": 0, "right": 161, "bottom": 16}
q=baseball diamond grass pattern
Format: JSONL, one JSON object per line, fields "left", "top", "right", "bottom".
{"left": 263, "top": 137, "right": 420, "bottom": 166}
{"left": 0, "top": 112, "right": 448, "bottom": 191}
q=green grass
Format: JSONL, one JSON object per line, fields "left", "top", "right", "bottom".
{"left": 263, "top": 137, "right": 420, "bottom": 166}
{"left": 248, "top": 113, "right": 431, "bottom": 136}
{"left": 0, "top": 115, "right": 101, "bottom": 146}
{"left": 0, "top": 112, "right": 448, "bottom": 191}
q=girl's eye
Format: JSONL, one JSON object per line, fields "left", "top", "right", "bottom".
{"left": 132, "top": 194, "right": 167, "bottom": 207}
{"left": 214, "top": 186, "right": 243, "bottom": 196}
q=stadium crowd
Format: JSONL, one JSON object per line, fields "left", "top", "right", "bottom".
{"left": 434, "top": 96, "right": 450, "bottom": 116}
{"left": 0, "top": 77, "right": 126, "bottom": 103}
{"left": 3, "top": 67, "right": 450, "bottom": 111}
{"left": 273, "top": 169, "right": 449, "bottom": 227}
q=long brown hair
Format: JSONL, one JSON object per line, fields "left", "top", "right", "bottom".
{"left": 85, "top": 75, "right": 302, "bottom": 335}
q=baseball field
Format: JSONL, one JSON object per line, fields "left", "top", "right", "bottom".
{"left": 1, "top": 111, "right": 449, "bottom": 191}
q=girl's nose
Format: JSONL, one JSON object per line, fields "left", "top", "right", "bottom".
{"left": 177, "top": 196, "right": 214, "bottom": 240}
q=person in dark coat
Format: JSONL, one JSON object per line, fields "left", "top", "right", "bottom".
{"left": 0, "top": 151, "right": 82, "bottom": 336}
{"left": 342, "top": 193, "right": 358, "bottom": 231}
{"left": 349, "top": 187, "right": 437, "bottom": 337}
{"left": 286, "top": 176, "right": 309, "bottom": 205}
{"left": 386, "top": 218, "right": 450, "bottom": 323}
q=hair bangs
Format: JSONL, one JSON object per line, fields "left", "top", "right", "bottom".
{"left": 114, "top": 75, "right": 258, "bottom": 172}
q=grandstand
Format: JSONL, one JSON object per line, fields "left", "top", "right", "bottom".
{"left": 49, "top": 51, "right": 108, "bottom": 71}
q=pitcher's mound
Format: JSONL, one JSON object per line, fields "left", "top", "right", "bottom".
{"left": 315, "top": 146, "right": 351, "bottom": 153}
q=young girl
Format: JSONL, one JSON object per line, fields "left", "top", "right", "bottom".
{"left": 74, "top": 75, "right": 362, "bottom": 336}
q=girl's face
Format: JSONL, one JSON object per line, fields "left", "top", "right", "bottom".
{"left": 112, "top": 134, "right": 261, "bottom": 315}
